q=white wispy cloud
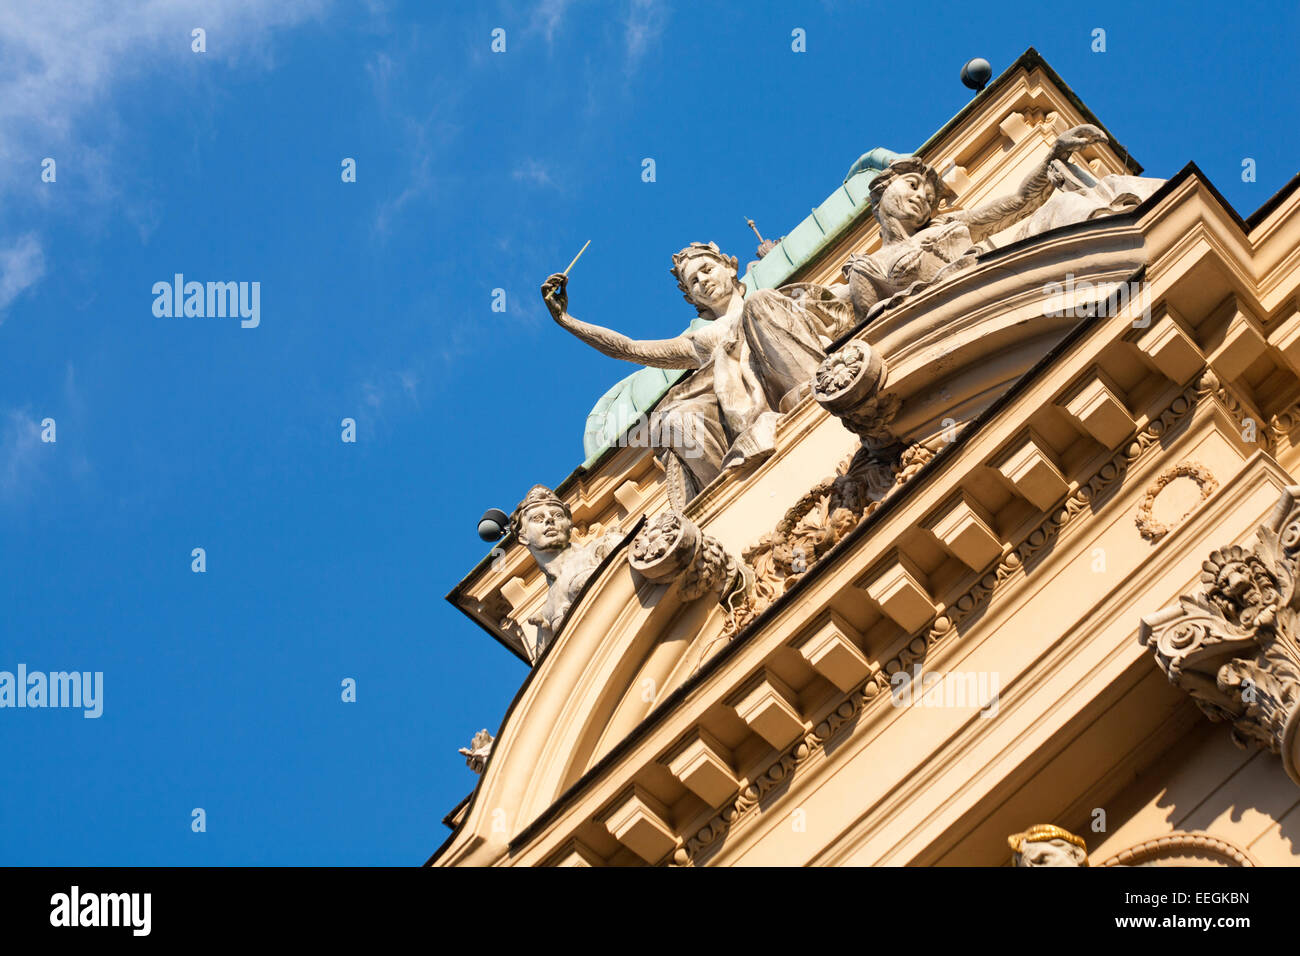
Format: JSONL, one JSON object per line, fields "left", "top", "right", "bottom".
{"left": 0, "top": 234, "right": 46, "bottom": 315}
{"left": 371, "top": 118, "right": 437, "bottom": 238}
{"left": 0, "top": 408, "right": 43, "bottom": 500}
{"left": 0, "top": 0, "right": 329, "bottom": 314}
{"left": 512, "top": 159, "right": 558, "bottom": 188}
{"left": 0, "top": 0, "right": 328, "bottom": 189}
{"left": 622, "top": 0, "right": 668, "bottom": 67}
{"left": 529, "top": 0, "right": 576, "bottom": 45}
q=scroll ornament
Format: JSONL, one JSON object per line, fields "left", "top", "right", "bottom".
{"left": 1139, "top": 486, "right": 1300, "bottom": 784}
{"left": 812, "top": 342, "right": 900, "bottom": 446}
{"left": 629, "top": 512, "right": 752, "bottom": 605}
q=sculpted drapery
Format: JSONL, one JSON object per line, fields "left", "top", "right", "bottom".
{"left": 543, "top": 245, "right": 853, "bottom": 508}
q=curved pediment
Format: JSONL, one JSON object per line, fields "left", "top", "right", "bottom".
{"left": 434, "top": 518, "right": 741, "bottom": 865}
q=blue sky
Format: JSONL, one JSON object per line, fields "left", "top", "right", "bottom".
{"left": 0, "top": 0, "right": 1294, "bottom": 865}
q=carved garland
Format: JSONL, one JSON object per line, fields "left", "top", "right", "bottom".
{"left": 720, "top": 441, "right": 932, "bottom": 639}
{"left": 669, "top": 378, "right": 1202, "bottom": 866}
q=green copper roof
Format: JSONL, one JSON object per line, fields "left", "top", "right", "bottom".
{"left": 742, "top": 146, "right": 905, "bottom": 292}
{"left": 580, "top": 146, "right": 905, "bottom": 465}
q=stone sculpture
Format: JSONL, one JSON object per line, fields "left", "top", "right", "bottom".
{"left": 542, "top": 243, "right": 854, "bottom": 509}
{"left": 628, "top": 511, "right": 751, "bottom": 605}
{"left": 458, "top": 729, "right": 494, "bottom": 774}
{"left": 1008, "top": 824, "right": 1089, "bottom": 867}
{"left": 1010, "top": 155, "right": 1164, "bottom": 242}
{"left": 513, "top": 484, "right": 622, "bottom": 655}
{"left": 843, "top": 124, "right": 1137, "bottom": 320}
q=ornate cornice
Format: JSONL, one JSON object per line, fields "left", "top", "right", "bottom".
{"left": 1197, "top": 368, "right": 1271, "bottom": 451}
{"left": 1268, "top": 395, "right": 1300, "bottom": 444}
{"left": 671, "top": 379, "right": 1202, "bottom": 865}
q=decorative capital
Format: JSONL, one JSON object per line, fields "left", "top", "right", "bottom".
{"left": 1139, "top": 485, "right": 1300, "bottom": 783}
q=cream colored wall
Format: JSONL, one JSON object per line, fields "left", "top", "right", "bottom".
{"left": 698, "top": 425, "right": 1290, "bottom": 866}
{"left": 1088, "top": 723, "right": 1300, "bottom": 867}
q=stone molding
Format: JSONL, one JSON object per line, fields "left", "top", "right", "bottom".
{"left": 1096, "top": 831, "right": 1256, "bottom": 868}
{"left": 1197, "top": 368, "right": 1270, "bottom": 452}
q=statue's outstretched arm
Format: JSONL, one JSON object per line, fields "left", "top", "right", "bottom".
{"left": 541, "top": 273, "right": 701, "bottom": 370}
{"left": 950, "top": 124, "right": 1109, "bottom": 243}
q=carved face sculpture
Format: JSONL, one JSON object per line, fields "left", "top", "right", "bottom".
{"left": 1216, "top": 560, "right": 1254, "bottom": 603}
{"left": 517, "top": 502, "right": 572, "bottom": 553}
{"left": 877, "top": 171, "right": 936, "bottom": 234}
{"left": 1016, "top": 838, "right": 1088, "bottom": 868}
{"left": 677, "top": 254, "right": 737, "bottom": 316}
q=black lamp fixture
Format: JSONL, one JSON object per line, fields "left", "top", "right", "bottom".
{"left": 477, "top": 508, "right": 510, "bottom": 542}
{"left": 961, "top": 57, "right": 992, "bottom": 93}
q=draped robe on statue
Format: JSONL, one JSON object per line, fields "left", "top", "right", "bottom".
{"left": 652, "top": 284, "right": 854, "bottom": 506}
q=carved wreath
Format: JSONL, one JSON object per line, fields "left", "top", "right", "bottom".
{"left": 1134, "top": 461, "right": 1218, "bottom": 541}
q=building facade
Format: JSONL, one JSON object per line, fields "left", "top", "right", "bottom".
{"left": 434, "top": 50, "right": 1300, "bottom": 867}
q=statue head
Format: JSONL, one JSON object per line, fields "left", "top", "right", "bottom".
{"left": 671, "top": 242, "right": 744, "bottom": 318}
{"left": 869, "top": 158, "right": 957, "bottom": 235}
{"left": 511, "top": 485, "right": 573, "bottom": 554}
{"left": 1007, "top": 825, "right": 1089, "bottom": 867}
